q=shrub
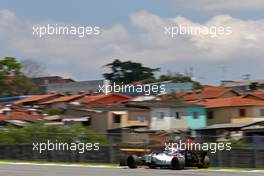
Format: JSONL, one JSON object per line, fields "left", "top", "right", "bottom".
{"left": 0, "top": 123, "right": 108, "bottom": 144}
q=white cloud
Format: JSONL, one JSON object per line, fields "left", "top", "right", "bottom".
{"left": 0, "top": 9, "right": 264, "bottom": 82}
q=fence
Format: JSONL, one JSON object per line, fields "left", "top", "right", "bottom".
{"left": 0, "top": 131, "right": 263, "bottom": 168}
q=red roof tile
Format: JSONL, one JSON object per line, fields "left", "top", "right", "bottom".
{"left": 0, "top": 114, "right": 7, "bottom": 121}
{"left": 180, "top": 86, "right": 239, "bottom": 101}
{"left": 200, "top": 96, "right": 264, "bottom": 108}
{"left": 242, "top": 90, "right": 264, "bottom": 100}
{"left": 8, "top": 111, "right": 41, "bottom": 121}
{"left": 81, "top": 93, "right": 132, "bottom": 105}
{"left": 251, "top": 90, "right": 264, "bottom": 98}
{"left": 14, "top": 93, "right": 59, "bottom": 105}
{"left": 253, "top": 89, "right": 264, "bottom": 94}
{"left": 41, "top": 94, "right": 86, "bottom": 104}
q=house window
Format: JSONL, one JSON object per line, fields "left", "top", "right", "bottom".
{"left": 260, "top": 109, "right": 264, "bottom": 116}
{"left": 239, "top": 109, "right": 246, "bottom": 117}
{"left": 2, "top": 110, "right": 11, "bottom": 116}
{"left": 192, "top": 112, "right": 199, "bottom": 119}
{"left": 129, "top": 115, "right": 145, "bottom": 122}
{"left": 82, "top": 118, "right": 92, "bottom": 126}
{"left": 113, "top": 114, "right": 121, "bottom": 123}
{"left": 137, "top": 116, "right": 145, "bottom": 122}
{"left": 157, "top": 112, "right": 164, "bottom": 120}
{"left": 175, "top": 112, "right": 181, "bottom": 119}
{"left": 207, "top": 111, "right": 214, "bottom": 119}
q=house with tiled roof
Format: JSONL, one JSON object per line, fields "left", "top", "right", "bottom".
{"left": 66, "top": 104, "right": 150, "bottom": 135}
{"left": 126, "top": 99, "right": 206, "bottom": 135}
{"left": 243, "top": 89, "right": 264, "bottom": 100}
{"left": 67, "top": 103, "right": 150, "bottom": 144}
{"left": 178, "top": 85, "right": 240, "bottom": 101}
{"left": 199, "top": 96, "right": 264, "bottom": 125}
{"left": 0, "top": 106, "right": 42, "bottom": 127}
{"left": 14, "top": 93, "right": 61, "bottom": 106}
{"left": 40, "top": 93, "right": 87, "bottom": 109}
{"left": 80, "top": 93, "right": 132, "bottom": 105}
{"left": 7, "top": 111, "right": 42, "bottom": 121}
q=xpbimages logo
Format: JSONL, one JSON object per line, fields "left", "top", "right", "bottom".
{"left": 32, "top": 24, "right": 101, "bottom": 38}
{"left": 32, "top": 140, "right": 100, "bottom": 154}
{"left": 164, "top": 24, "right": 232, "bottom": 38}
{"left": 98, "top": 82, "right": 166, "bottom": 95}
{"left": 165, "top": 141, "right": 232, "bottom": 154}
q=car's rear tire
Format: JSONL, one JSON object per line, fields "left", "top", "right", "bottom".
{"left": 127, "top": 155, "right": 138, "bottom": 169}
{"left": 198, "top": 155, "right": 210, "bottom": 169}
{"left": 171, "top": 157, "right": 185, "bottom": 170}
{"left": 202, "top": 156, "right": 210, "bottom": 168}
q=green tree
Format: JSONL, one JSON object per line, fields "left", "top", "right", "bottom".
{"left": 103, "top": 59, "right": 160, "bottom": 84}
{"left": 47, "top": 108, "right": 64, "bottom": 115}
{"left": 159, "top": 74, "right": 201, "bottom": 89}
{"left": 0, "top": 123, "right": 108, "bottom": 144}
{"left": 0, "top": 57, "right": 21, "bottom": 76}
{"left": 144, "top": 74, "right": 201, "bottom": 90}
{"left": 0, "top": 57, "right": 36, "bottom": 97}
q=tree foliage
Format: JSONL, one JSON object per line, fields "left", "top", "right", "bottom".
{"left": 158, "top": 74, "right": 201, "bottom": 89}
{"left": 47, "top": 109, "right": 65, "bottom": 115}
{"left": 0, "top": 123, "right": 108, "bottom": 144}
{"left": 0, "top": 57, "right": 36, "bottom": 97}
{"left": 103, "top": 59, "right": 201, "bottom": 89}
{"left": 142, "top": 73, "right": 201, "bottom": 90}
{"left": 21, "top": 59, "right": 47, "bottom": 78}
{"left": 103, "top": 59, "right": 160, "bottom": 84}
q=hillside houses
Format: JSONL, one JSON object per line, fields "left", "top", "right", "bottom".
{"left": 0, "top": 84, "right": 264, "bottom": 144}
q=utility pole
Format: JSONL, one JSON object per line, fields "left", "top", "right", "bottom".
{"left": 197, "top": 76, "right": 206, "bottom": 102}
{"left": 218, "top": 66, "right": 228, "bottom": 80}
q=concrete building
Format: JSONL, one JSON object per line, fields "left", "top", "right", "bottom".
{"left": 126, "top": 99, "right": 206, "bottom": 134}
{"left": 201, "top": 96, "right": 264, "bottom": 125}
{"left": 32, "top": 76, "right": 108, "bottom": 94}
{"left": 44, "top": 80, "right": 108, "bottom": 94}
{"left": 66, "top": 104, "right": 150, "bottom": 134}
{"left": 222, "top": 80, "right": 264, "bottom": 93}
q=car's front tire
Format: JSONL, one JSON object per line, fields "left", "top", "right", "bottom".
{"left": 148, "top": 161, "right": 156, "bottom": 169}
{"left": 171, "top": 157, "right": 185, "bottom": 170}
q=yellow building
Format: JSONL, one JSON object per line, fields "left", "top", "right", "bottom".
{"left": 203, "top": 96, "right": 264, "bottom": 125}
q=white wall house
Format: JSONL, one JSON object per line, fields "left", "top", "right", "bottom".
{"left": 150, "top": 107, "right": 188, "bottom": 131}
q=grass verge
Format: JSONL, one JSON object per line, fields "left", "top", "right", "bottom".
{"left": 0, "top": 160, "right": 118, "bottom": 167}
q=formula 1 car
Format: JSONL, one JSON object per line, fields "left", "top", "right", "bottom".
{"left": 120, "top": 148, "right": 210, "bottom": 170}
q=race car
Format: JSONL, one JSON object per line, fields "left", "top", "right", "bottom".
{"left": 120, "top": 147, "right": 210, "bottom": 170}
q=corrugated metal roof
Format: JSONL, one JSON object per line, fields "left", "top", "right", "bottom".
{"left": 197, "top": 121, "right": 263, "bottom": 130}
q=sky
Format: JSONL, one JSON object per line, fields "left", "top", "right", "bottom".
{"left": 1, "top": 0, "right": 264, "bottom": 85}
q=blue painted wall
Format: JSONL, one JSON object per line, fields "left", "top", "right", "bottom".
{"left": 186, "top": 106, "right": 206, "bottom": 130}
{"left": 0, "top": 96, "right": 30, "bottom": 104}
{"left": 163, "top": 82, "right": 193, "bottom": 93}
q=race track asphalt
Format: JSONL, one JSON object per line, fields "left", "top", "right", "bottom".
{"left": 0, "top": 163, "right": 263, "bottom": 176}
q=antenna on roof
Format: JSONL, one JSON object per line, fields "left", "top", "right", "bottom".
{"left": 243, "top": 74, "right": 251, "bottom": 80}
